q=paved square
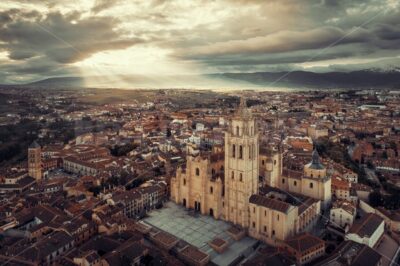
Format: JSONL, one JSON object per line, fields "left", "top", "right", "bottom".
{"left": 144, "top": 201, "right": 259, "bottom": 266}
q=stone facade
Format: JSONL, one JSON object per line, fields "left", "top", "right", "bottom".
{"left": 170, "top": 98, "right": 326, "bottom": 246}
{"left": 28, "top": 141, "right": 42, "bottom": 181}
{"left": 278, "top": 150, "right": 332, "bottom": 209}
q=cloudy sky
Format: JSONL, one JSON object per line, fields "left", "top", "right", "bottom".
{"left": 0, "top": 0, "right": 399, "bottom": 84}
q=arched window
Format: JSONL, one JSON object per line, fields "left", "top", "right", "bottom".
{"left": 239, "top": 145, "right": 243, "bottom": 159}
{"left": 310, "top": 182, "right": 313, "bottom": 188}
{"left": 240, "top": 173, "right": 243, "bottom": 182}
{"left": 236, "top": 126, "right": 239, "bottom": 136}
{"left": 195, "top": 168, "right": 200, "bottom": 176}
{"left": 210, "top": 186, "right": 213, "bottom": 194}
{"left": 232, "top": 144, "right": 236, "bottom": 158}
{"left": 231, "top": 171, "right": 234, "bottom": 180}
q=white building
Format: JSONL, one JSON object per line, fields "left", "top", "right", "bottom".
{"left": 346, "top": 213, "right": 384, "bottom": 248}
{"left": 330, "top": 200, "right": 356, "bottom": 230}
{"left": 195, "top": 123, "right": 205, "bottom": 131}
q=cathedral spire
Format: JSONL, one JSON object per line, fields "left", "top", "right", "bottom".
{"left": 235, "top": 96, "right": 252, "bottom": 119}
{"left": 239, "top": 96, "right": 247, "bottom": 109}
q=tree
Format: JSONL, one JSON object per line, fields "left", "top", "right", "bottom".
{"left": 369, "top": 191, "right": 383, "bottom": 207}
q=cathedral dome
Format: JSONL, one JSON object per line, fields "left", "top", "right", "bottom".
{"left": 306, "top": 149, "right": 325, "bottom": 170}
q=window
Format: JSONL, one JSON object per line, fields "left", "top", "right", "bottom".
{"left": 252, "top": 222, "right": 255, "bottom": 228}
{"left": 309, "top": 182, "right": 313, "bottom": 189}
{"left": 282, "top": 178, "right": 285, "bottom": 184}
{"left": 240, "top": 173, "right": 243, "bottom": 182}
{"left": 264, "top": 226, "right": 267, "bottom": 232}
{"left": 274, "top": 160, "right": 277, "bottom": 165}
{"left": 277, "top": 214, "right": 279, "bottom": 221}
{"left": 236, "top": 126, "right": 239, "bottom": 136}
{"left": 262, "top": 160, "right": 265, "bottom": 165}
{"left": 253, "top": 207, "right": 256, "bottom": 213}
{"left": 196, "top": 168, "right": 200, "bottom": 176}
{"left": 210, "top": 187, "right": 213, "bottom": 194}
{"left": 231, "top": 171, "right": 234, "bottom": 180}
{"left": 239, "top": 145, "right": 243, "bottom": 159}
{"left": 183, "top": 179, "right": 186, "bottom": 185}
{"left": 232, "top": 144, "right": 236, "bottom": 158}
{"left": 294, "top": 181, "right": 297, "bottom": 186}
{"left": 264, "top": 210, "right": 267, "bottom": 216}
{"left": 272, "top": 230, "right": 275, "bottom": 236}
{"left": 212, "top": 168, "right": 215, "bottom": 175}
{"left": 249, "top": 145, "right": 251, "bottom": 159}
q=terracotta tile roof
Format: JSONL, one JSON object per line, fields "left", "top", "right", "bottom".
{"left": 285, "top": 233, "right": 324, "bottom": 254}
{"left": 249, "top": 194, "right": 292, "bottom": 213}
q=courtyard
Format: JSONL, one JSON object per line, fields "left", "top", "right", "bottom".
{"left": 144, "top": 201, "right": 260, "bottom": 266}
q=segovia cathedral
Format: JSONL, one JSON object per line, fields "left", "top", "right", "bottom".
{"left": 171, "top": 98, "right": 331, "bottom": 246}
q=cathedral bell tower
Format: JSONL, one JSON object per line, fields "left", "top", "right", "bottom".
{"left": 224, "top": 97, "right": 259, "bottom": 228}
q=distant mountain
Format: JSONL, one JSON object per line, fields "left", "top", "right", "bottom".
{"left": 12, "top": 69, "right": 400, "bottom": 89}
{"left": 211, "top": 69, "right": 400, "bottom": 89}
{"left": 26, "top": 77, "right": 85, "bottom": 88}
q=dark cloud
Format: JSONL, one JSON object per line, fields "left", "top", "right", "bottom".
{"left": 0, "top": 0, "right": 399, "bottom": 83}
{"left": 0, "top": 56, "right": 80, "bottom": 84}
{"left": 0, "top": 8, "right": 142, "bottom": 77}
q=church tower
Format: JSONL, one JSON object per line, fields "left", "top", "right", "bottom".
{"left": 302, "top": 149, "right": 331, "bottom": 209}
{"left": 28, "top": 140, "right": 42, "bottom": 181}
{"left": 224, "top": 98, "right": 259, "bottom": 228}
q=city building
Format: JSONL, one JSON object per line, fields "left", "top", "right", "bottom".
{"left": 28, "top": 141, "right": 42, "bottom": 181}
{"left": 171, "top": 99, "right": 324, "bottom": 246}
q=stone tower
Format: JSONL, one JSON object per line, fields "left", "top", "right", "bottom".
{"left": 28, "top": 140, "right": 42, "bottom": 181}
{"left": 303, "top": 149, "right": 331, "bottom": 208}
{"left": 224, "top": 97, "right": 259, "bottom": 228}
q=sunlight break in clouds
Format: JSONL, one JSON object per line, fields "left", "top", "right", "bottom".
{"left": 0, "top": 0, "right": 399, "bottom": 86}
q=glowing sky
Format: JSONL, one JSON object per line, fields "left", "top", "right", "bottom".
{"left": 0, "top": 0, "right": 399, "bottom": 84}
